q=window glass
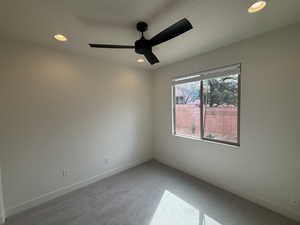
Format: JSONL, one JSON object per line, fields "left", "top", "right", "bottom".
{"left": 174, "top": 81, "right": 201, "bottom": 137}
{"left": 202, "top": 74, "right": 239, "bottom": 144}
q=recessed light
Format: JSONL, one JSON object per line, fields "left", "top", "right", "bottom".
{"left": 137, "top": 58, "right": 145, "bottom": 63}
{"left": 248, "top": 1, "right": 267, "bottom": 13}
{"left": 54, "top": 34, "right": 68, "bottom": 41}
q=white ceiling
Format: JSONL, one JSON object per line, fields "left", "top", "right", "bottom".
{"left": 1, "top": 0, "right": 300, "bottom": 69}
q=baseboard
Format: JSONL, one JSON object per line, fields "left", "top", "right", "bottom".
{"left": 154, "top": 157, "right": 300, "bottom": 223}
{"left": 6, "top": 157, "right": 152, "bottom": 218}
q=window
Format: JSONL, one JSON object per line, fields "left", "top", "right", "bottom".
{"left": 172, "top": 64, "right": 240, "bottom": 146}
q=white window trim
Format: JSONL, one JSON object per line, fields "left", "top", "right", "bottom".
{"left": 171, "top": 63, "right": 241, "bottom": 146}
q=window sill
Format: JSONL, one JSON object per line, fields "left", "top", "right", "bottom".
{"left": 172, "top": 134, "right": 240, "bottom": 149}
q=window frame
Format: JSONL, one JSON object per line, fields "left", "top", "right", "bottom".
{"left": 171, "top": 63, "right": 241, "bottom": 147}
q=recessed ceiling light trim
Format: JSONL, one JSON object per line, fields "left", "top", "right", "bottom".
{"left": 54, "top": 34, "right": 68, "bottom": 41}
{"left": 137, "top": 58, "right": 145, "bottom": 63}
{"left": 248, "top": 1, "right": 267, "bottom": 13}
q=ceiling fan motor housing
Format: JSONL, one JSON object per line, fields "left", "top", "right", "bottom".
{"left": 135, "top": 22, "right": 151, "bottom": 55}
{"left": 135, "top": 37, "right": 151, "bottom": 55}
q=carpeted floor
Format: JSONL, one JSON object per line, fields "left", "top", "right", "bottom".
{"left": 5, "top": 161, "right": 299, "bottom": 225}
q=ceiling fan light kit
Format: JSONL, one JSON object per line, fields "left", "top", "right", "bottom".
{"left": 89, "top": 18, "right": 193, "bottom": 65}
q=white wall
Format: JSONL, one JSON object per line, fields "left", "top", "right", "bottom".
{"left": 0, "top": 40, "right": 152, "bottom": 216}
{"left": 152, "top": 23, "right": 300, "bottom": 221}
{"left": 0, "top": 168, "right": 5, "bottom": 224}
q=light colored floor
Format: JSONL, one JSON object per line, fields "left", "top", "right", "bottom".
{"left": 5, "top": 161, "right": 299, "bottom": 225}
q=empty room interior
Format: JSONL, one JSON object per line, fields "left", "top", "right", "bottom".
{"left": 1, "top": 0, "right": 300, "bottom": 224}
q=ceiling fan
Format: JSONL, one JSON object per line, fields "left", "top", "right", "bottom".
{"left": 89, "top": 18, "right": 193, "bottom": 65}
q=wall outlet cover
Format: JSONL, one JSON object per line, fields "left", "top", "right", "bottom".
{"left": 289, "top": 199, "right": 299, "bottom": 208}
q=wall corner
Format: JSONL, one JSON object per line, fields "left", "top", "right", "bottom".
{"left": 0, "top": 168, "right": 5, "bottom": 224}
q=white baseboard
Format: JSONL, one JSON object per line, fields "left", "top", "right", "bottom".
{"left": 154, "top": 157, "right": 300, "bottom": 223}
{"left": 6, "top": 157, "right": 152, "bottom": 218}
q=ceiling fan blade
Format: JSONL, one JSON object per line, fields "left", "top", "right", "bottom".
{"left": 150, "top": 18, "right": 193, "bottom": 46}
{"left": 144, "top": 50, "right": 159, "bottom": 65}
{"left": 89, "top": 44, "right": 134, "bottom": 49}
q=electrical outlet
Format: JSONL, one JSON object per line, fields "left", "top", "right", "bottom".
{"left": 62, "top": 169, "right": 69, "bottom": 177}
{"left": 289, "top": 199, "right": 299, "bottom": 209}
